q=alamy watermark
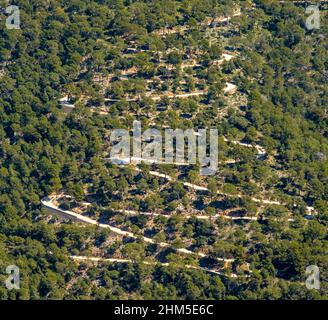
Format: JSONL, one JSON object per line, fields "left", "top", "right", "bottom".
{"left": 305, "top": 265, "right": 320, "bottom": 290}
{"left": 109, "top": 121, "right": 218, "bottom": 176}
{"left": 1, "top": 3, "right": 20, "bottom": 29}
{"left": 305, "top": 5, "right": 320, "bottom": 30}
{"left": 3, "top": 265, "right": 20, "bottom": 290}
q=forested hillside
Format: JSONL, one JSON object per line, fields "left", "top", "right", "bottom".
{"left": 0, "top": 0, "right": 327, "bottom": 300}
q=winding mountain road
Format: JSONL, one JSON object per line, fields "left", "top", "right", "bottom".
{"left": 41, "top": 196, "right": 234, "bottom": 263}
{"left": 71, "top": 256, "right": 246, "bottom": 278}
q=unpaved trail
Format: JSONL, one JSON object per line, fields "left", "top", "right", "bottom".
{"left": 117, "top": 209, "right": 295, "bottom": 222}
{"left": 223, "top": 137, "right": 267, "bottom": 157}
{"left": 137, "top": 167, "right": 315, "bottom": 214}
{"left": 100, "top": 81, "right": 237, "bottom": 106}
{"left": 153, "top": 11, "right": 242, "bottom": 36}
{"left": 41, "top": 196, "right": 234, "bottom": 263}
{"left": 150, "top": 91, "right": 206, "bottom": 101}
{"left": 136, "top": 169, "right": 281, "bottom": 205}
{"left": 71, "top": 256, "right": 246, "bottom": 278}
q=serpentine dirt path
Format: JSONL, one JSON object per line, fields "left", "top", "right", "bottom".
{"left": 135, "top": 168, "right": 315, "bottom": 215}
{"left": 41, "top": 196, "right": 234, "bottom": 263}
{"left": 70, "top": 256, "right": 245, "bottom": 278}
{"left": 103, "top": 82, "right": 237, "bottom": 104}
{"left": 134, "top": 168, "right": 281, "bottom": 205}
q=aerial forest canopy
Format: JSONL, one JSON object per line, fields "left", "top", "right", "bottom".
{"left": 0, "top": 0, "right": 327, "bottom": 300}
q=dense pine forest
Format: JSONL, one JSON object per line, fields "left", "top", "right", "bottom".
{"left": 0, "top": 0, "right": 327, "bottom": 300}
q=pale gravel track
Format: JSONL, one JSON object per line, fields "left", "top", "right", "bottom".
{"left": 71, "top": 256, "right": 247, "bottom": 278}
{"left": 41, "top": 196, "right": 234, "bottom": 263}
